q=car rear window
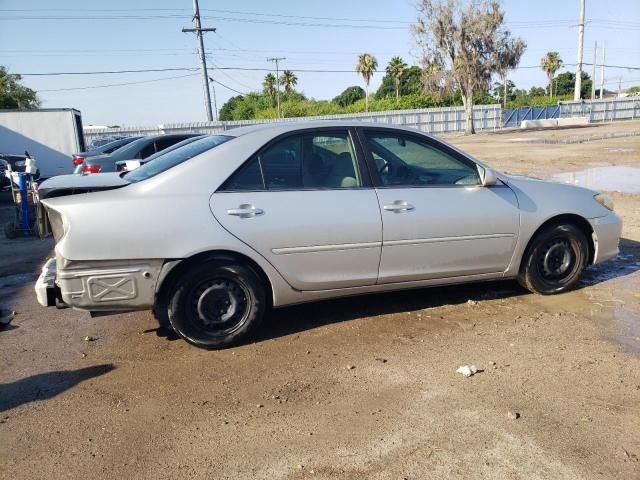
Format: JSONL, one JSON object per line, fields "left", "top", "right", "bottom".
{"left": 125, "top": 135, "right": 233, "bottom": 183}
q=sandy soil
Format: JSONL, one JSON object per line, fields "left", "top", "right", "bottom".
{"left": 1, "top": 121, "right": 639, "bottom": 480}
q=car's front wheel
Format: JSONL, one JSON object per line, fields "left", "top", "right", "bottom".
{"left": 518, "top": 223, "right": 589, "bottom": 295}
{"left": 167, "top": 260, "right": 266, "bottom": 349}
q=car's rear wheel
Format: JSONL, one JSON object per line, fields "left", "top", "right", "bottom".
{"left": 167, "top": 260, "right": 266, "bottom": 349}
{"left": 518, "top": 223, "right": 589, "bottom": 295}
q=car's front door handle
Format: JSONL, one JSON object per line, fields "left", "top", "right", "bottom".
{"left": 227, "top": 204, "right": 264, "bottom": 218}
{"left": 383, "top": 201, "right": 415, "bottom": 213}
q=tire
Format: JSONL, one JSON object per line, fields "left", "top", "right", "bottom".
{"left": 4, "top": 221, "right": 18, "bottom": 239}
{"left": 518, "top": 223, "right": 589, "bottom": 295}
{"left": 167, "top": 260, "right": 266, "bottom": 349}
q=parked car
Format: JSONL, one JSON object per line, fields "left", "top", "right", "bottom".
{"left": 78, "top": 134, "right": 200, "bottom": 174}
{"left": 86, "top": 135, "right": 130, "bottom": 150}
{"left": 115, "top": 135, "right": 206, "bottom": 172}
{"left": 72, "top": 136, "right": 141, "bottom": 171}
{"left": 35, "top": 122, "right": 622, "bottom": 350}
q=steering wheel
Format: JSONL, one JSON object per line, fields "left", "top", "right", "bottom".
{"left": 378, "top": 159, "right": 391, "bottom": 174}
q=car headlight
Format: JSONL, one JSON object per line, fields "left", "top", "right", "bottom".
{"left": 594, "top": 193, "right": 615, "bottom": 212}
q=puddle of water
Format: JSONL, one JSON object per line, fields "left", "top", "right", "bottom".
{"left": 552, "top": 166, "right": 640, "bottom": 193}
{"left": 509, "top": 131, "right": 640, "bottom": 145}
{"left": 613, "top": 307, "right": 640, "bottom": 355}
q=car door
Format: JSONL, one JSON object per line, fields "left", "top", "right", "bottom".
{"left": 210, "top": 128, "right": 382, "bottom": 291}
{"left": 359, "top": 128, "right": 520, "bottom": 284}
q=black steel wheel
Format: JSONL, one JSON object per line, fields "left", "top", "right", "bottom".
{"left": 518, "top": 223, "right": 589, "bottom": 295}
{"left": 167, "top": 260, "right": 266, "bottom": 349}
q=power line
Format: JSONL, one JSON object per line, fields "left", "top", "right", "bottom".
{"left": 39, "top": 74, "right": 200, "bottom": 92}
{"left": 16, "top": 63, "right": 640, "bottom": 77}
{"left": 210, "top": 79, "right": 247, "bottom": 96}
{"left": 19, "top": 67, "right": 199, "bottom": 76}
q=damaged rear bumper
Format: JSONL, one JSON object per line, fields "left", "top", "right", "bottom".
{"left": 35, "top": 254, "right": 163, "bottom": 312}
{"left": 35, "top": 258, "right": 59, "bottom": 307}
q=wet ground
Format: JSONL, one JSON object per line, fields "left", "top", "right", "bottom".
{"left": 1, "top": 121, "right": 639, "bottom": 479}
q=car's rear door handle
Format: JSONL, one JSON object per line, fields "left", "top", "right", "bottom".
{"left": 227, "top": 204, "right": 264, "bottom": 218}
{"left": 383, "top": 201, "right": 415, "bottom": 213}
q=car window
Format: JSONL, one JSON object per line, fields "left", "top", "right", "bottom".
{"left": 364, "top": 132, "right": 480, "bottom": 187}
{"left": 109, "top": 137, "right": 151, "bottom": 160}
{"left": 155, "top": 136, "right": 185, "bottom": 152}
{"left": 222, "top": 131, "right": 361, "bottom": 191}
{"left": 138, "top": 141, "right": 157, "bottom": 159}
{"left": 222, "top": 158, "right": 265, "bottom": 191}
{"left": 125, "top": 135, "right": 233, "bottom": 183}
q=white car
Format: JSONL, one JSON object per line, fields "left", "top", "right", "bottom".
{"left": 35, "top": 122, "right": 622, "bottom": 349}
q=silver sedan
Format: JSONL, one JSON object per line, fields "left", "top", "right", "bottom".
{"left": 35, "top": 122, "right": 622, "bottom": 349}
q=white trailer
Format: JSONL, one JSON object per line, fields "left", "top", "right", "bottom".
{"left": 0, "top": 108, "right": 85, "bottom": 179}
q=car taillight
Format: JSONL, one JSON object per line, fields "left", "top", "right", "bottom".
{"left": 72, "top": 156, "right": 84, "bottom": 166}
{"left": 82, "top": 164, "right": 101, "bottom": 174}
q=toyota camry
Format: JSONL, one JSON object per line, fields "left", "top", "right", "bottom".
{"left": 35, "top": 122, "right": 622, "bottom": 349}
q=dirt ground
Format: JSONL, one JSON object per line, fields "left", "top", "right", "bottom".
{"left": 1, "top": 121, "right": 639, "bottom": 480}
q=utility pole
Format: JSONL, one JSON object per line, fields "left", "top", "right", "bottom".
{"left": 182, "top": 0, "right": 216, "bottom": 121}
{"left": 600, "top": 46, "right": 606, "bottom": 99}
{"left": 591, "top": 41, "right": 597, "bottom": 100}
{"left": 267, "top": 57, "right": 286, "bottom": 118}
{"left": 574, "top": 0, "right": 586, "bottom": 101}
{"left": 208, "top": 77, "right": 218, "bottom": 120}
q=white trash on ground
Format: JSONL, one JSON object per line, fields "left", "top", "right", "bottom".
{"left": 456, "top": 365, "right": 479, "bottom": 377}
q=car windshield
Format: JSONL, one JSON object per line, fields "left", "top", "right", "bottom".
{"left": 125, "top": 135, "right": 233, "bottom": 183}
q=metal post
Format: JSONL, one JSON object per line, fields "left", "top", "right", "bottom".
{"left": 574, "top": 0, "right": 586, "bottom": 100}
{"left": 591, "top": 41, "right": 597, "bottom": 100}
{"left": 182, "top": 0, "right": 216, "bottom": 121}
{"left": 208, "top": 76, "right": 218, "bottom": 121}
{"left": 599, "top": 46, "right": 606, "bottom": 100}
{"left": 267, "top": 57, "right": 286, "bottom": 119}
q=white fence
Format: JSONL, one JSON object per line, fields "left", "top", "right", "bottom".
{"left": 83, "top": 98, "right": 640, "bottom": 143}
{"left": 560, "top": 97, "right": 640, "bottom": 122}
{"left": 83, "top": 104, "right": 502, "bottom": 143}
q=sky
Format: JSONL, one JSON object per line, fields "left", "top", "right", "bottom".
{"left": 1, "top": 0, "right": 639, "bottom": 126}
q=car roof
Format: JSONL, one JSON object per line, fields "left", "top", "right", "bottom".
{"left": 225, "top": 120, "right": 431, "bottom": 138}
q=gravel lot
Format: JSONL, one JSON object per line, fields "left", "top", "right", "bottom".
{"left": 1, "top": 121, "right": 639, "bottom": 480}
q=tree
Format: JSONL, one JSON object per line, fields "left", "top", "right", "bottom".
{"left": 333, "top": 86, "right": 365, "bottom": 107}
{"left": 218, "top": 95, "right": 243, "bottom": 121}
{"left": 553, "top": 71, "right": 592, "bottom": 98}
{"left": 376, "top": 66, "right": 423, "bottom": 99}
{"left": 540, "top": 52, "right": 563, "bottom": 97}
{"left": 413, "top": 0, "right": 525, "bottom": 134}
{"left": 421, "top": 61, "right": 450, "bottom": 95}
{"left": 492, "top": 79, "right": 515, "bottom": 101}
{"left": 279, "top": 70, "right": 298, "bottom": 93}
{"left": 0, "top": 66, "right": 40, "bottom": 109}
{"left": 262, "top": 73, "right": 276, "bottom": 103}
{"left": 494, "top": 34, "right": 526, "bottom": 107}
{"left": 385, "top": 56, "right": 408, "bottom": 101}
{"left": 529, "top": 86, "right": 546, "bottom": 97}
{"left": 355, "top": 53, "right": 378, "bottom": 112}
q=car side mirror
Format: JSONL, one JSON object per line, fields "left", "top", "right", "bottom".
{"left": 478, "top": 166, "right": 498, "bottom": 186}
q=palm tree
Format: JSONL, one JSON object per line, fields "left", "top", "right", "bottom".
{"left": 262, "top": 73, "right": 276, "bottom": 103}
{"left": 355, "top": 53, "right": 378, "bottom": 112}
{"left": 279, "top": 70, "right": 298, "bottom": 94}
{"left": 540, "top": 52, "right": 563, "bottom": 98}
{"left": 386, "top": 56, "right": 408, "bottom": 101}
